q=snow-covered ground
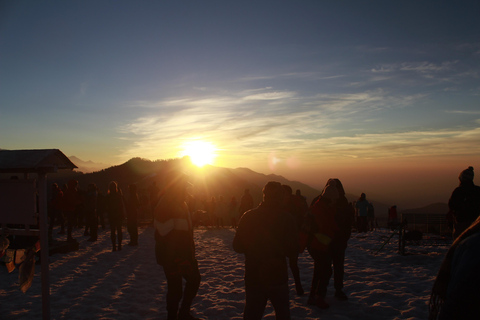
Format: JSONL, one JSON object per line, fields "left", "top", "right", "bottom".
{"left": 0, "top": 225, "right": 449, "bottom": 319}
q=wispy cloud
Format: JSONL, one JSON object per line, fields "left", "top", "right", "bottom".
{"left": 116, "top": 85, "right": 474, "bottom": 164}
{"left": 243, "top": 91, "right": 296, "bottom": 100}
{"left": 446, "top": 110, "right": 480, "bottom": 115}
{"left": 239, "top": 72, "right": 320, "bottom": 82}
{"left": 371, "top": 61, "right": 458, "bottom": 74}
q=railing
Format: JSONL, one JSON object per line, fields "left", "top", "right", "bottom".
{"left": 398, "top": 213, "right": 452, "bottom": 255}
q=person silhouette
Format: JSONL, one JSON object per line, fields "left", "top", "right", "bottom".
{"left": 238, "top": 188, "right": 254, "bottom": 219}
{"left": 106, "top": 181, "right": 125, "bottom": 251}
{"left": 84, "top": 183, "right": 98, "bottom": 242}
{"left": 301, "top": 178, "right": 354, "bottom": 308}
{"left": 355, "top": 193, "right": 369, "bottom": 233}
{"left": 430, "top": 215, "right": 480, "bottom": 319}
{"left": 233, "top": 181, "right": 298, "bottom": 320}
{"left": 282, "top": 184, "right": 305, "bottom": 296}
{"left": 154, "top": 170, "right": 202, "bottom": 320}
{"left": 62, "top": 179, "right": 82, "bottom": 242}
{"left": 448, "top": 166, "right": 480, "bottom": 239}
{"left": 125, "top": 183, "right": 140, "bottom": 246}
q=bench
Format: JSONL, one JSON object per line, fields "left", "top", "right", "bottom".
{"left": 398, "top": 213, "right": 453, "bottom": 255}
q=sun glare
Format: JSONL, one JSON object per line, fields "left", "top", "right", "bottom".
{"left": 180, "top": 140, "right": 217, "bottom": 167}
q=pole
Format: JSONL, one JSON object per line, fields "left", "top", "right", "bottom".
{"left": 38, "top": 172, "right": 50, "bottom": 319}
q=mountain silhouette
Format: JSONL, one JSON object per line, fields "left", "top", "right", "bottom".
{"left": 47, "top": 156, "right": 448, "bottom": 226}
{"left": 69, "top": 156, "right": 111, "bottom": 173}
{"left": 49, "top": 157, "right": 322, "bottom": 207}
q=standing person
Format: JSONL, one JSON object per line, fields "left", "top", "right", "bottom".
{"left": 154, "top": 170, "right": 201, "bottom": 320}
{"left": 97, "top": 191, "right": 107, "bottom": 231}
{"left": 216, "top": 195, "right": 227, "bottom": 228}
{"left": 329, "top": 180, "right": 355, "bottom": 301}
{"left": 233, "top": 181, "right": 298, "bottom": 320}
{"left": 388, "top": 205, "right": 398, "bottom": 230}
{"left": 429, "top": 216, "right": 480, "bottom": 319}
{"left": 106, "top": 181, "right": 125, "bottom": 252}
{"left": 149, "top": 181, "right": 160, "bottom": 220}
{"left": 84, "top": 183, "right": 98, "bottom": 242}
{"left": 125, "top": 184, "right": 140, "bottom": 246}
{"left": 448, "top": 166, "right": 480, "bottom": 239}
{"left": 229, "top": 196, "right": 238, "bottom": 228}
{"left": 62, "top": 179, "right": 82, "bottom": 242}
{"left": 48, "top": 183, "right": 63, "bottom": 241}
{"left": 355, "top": 193, "right": 369, "bottom": 233}
{"left": 294, "top": 189, "right": 308, "bottom": 214}
{"left": 367, "top": 202, "right": 375, "bottom": 231}
{"left": 300, "top": 178, "right": 354, "bottom": 308}
{"left": 282, "top": 184, "right": 305, "bottom": 296}
{"left": 238, "top": 188, "right": 254, "bottom": 220}
{"left": 208, "top": 196, "right": 218, "bottom": 228}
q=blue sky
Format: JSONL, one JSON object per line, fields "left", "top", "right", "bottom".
{"left": 1, "top": 1, "right": 479, "bottom": 206}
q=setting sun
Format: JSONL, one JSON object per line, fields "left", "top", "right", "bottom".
{"left": 180, "top": 140, "right": 217, "bottom": 167}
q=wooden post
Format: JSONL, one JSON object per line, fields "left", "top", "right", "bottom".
{"left": 38, "top": 171, "right": 50, "bottom": 320}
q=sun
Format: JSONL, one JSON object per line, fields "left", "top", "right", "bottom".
{"left": 180, "top": 140, "right": 217, "bottom": 167}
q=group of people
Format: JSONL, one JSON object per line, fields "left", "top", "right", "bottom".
{"left": 192, "top": 192, "right": 249, "bottom": 229}
{"left": 154, "top": 169, "right": 356, "bottom": 320}
{"left": 49, "top": 165, "right": 480, "bottom": 319}
{"left": 188, "top": 188, "right": 255, "bottom": 229}
{"left": 48, "top": 180, "right": 140, "bottom": 251}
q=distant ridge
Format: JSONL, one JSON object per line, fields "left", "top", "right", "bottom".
{"left": 400, "top": 202, "right": 449, "bottom": 215}
{"left": 48, "top": 157, "right": 448, "bottom": 224}
{"left": 69, "top": 156, "right": 111, "bottom": 173}
{"left": 48, "top": 157, "right": 322, "bottom": 206}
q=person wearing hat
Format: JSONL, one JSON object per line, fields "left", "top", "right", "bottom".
{"left": 233, "top": 181, "right": 298, "bottom": 320}
{"left": 448, "top": 166, "right": 480, "bottom": 239}
{"left": 154, "top": 170, "right": 201, "bottom": 320}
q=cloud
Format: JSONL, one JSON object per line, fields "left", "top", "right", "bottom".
{"left": 115, "top": 84, "right": 479, "bottom": 165}
{"left": 399, "top": 61, "right": 458, "bottom": 73}
{"left": 239, "top": 72, "right": 319, "bottom": 82}
{"left": 446, "top": 110, "right": 480, "bottom": 115}
{"left": 243, "top": 91, "right": 296, "bottom": 100}
{"left": 371, "top": 61, "right": 458, "bottom": 74}
{"left": 288, "top": 127, "right": 480, "bottom": 162}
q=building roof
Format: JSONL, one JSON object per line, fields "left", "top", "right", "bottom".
{"left": 0, "top": 149, "right": 77, "bottom": 173}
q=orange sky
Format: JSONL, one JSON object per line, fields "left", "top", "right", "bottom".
{"left": 242, "top": 155, "right": 475, "bottom": 210}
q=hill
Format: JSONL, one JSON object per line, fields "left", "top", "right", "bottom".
{"left": 48, "top": 157, "right": 410, "bottom": 225}
{"left": 48, "top": 157, "right": 322, "bottom": 209}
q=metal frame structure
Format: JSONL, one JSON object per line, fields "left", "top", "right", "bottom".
{"left": 0, "top": 149, "right": 76, "bottom": 320}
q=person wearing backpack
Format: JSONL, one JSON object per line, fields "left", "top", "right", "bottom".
{"left": 233, "top": 181, "right": 298, "bottom": 320}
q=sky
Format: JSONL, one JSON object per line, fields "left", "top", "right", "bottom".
{"left": 1, "top": 1, "right": 480, "bottom": 208}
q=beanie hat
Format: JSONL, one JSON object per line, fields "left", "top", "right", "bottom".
{"left": 459, "top": 166, "right": 474, "bottom": 182}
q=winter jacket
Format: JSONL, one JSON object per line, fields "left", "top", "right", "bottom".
{"left": 154, "top": 194, "right": 196, "bottom": 268}
{"left": 448, "top": 182, "right": 480, "bottom": 225}
{"left": 302, "top": 198, "right": 339, "bottom": 252}
{"left": 233, "top": 202, "right": 298, "bottom": 286}
{"left": 106, "top": 193, "right": 125, "bottom": 224}
{"left": 439, "top": 231, "right": 480, "bottom": 319}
